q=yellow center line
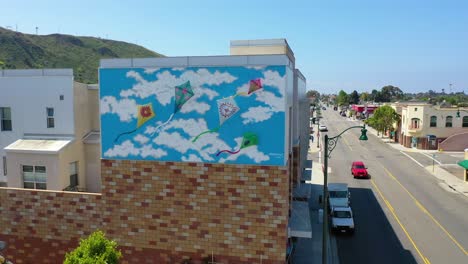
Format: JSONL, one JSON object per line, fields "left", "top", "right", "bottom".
{"left": 370, "top": 179, "right": 431, "bottom": 264}
{"left": 381, "top": 166, "right": 468, "bottom": 255}
{"left": 342, "top": 136, "right": 353, "bottom": 151}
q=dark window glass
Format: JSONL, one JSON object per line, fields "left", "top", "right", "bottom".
{"left": 446, "top": 116, "right": 453, "bottom": 127}
{"left": 430, "top": 116, "right": 437, "bottom": 127}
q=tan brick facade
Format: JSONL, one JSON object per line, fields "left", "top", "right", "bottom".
{"left": 0, "top": 160, "right": 289, "bottom": 263}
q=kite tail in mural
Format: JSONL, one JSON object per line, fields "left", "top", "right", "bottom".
{"left": 216, "top": 132, "right": 259, "bottom": 157}
{"left": 216, "top": 148, "right": 241, "bottom": 156}
{"left": 192, "top": 126, "right": 220, "bottom": 143}
{"left": 114, "top": 128, "right": 138, "bottom": 143}
{"left": 114, "top": 103, "right": 156, "bottom": 143}
{"left": 151, "top": 113, "right": 175, "bottom": 136}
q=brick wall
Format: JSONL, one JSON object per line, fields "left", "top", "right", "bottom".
{"left": 0, "top": 189, "right": 102, "bottom": 263}
{"left": 0, "top": 160, "right": 289, "bottom": 264}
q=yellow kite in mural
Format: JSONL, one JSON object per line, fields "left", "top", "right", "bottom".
{"left": 114, "top": 103, "right": 156, "bottom": 143}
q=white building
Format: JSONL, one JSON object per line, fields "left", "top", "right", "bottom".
{"left": 0, "top": 69, "right": 101, "bottom": 192}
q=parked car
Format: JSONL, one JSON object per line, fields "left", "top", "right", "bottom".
{"left": 351, "top": 161, "right": 369, "bottom": 178}
{"left": 322, "top": 107, "right": 326, "bottom": 110}
{"left": 331, "top": 206, "right": 355, "bottom": 234}
{"left": 319, "top": 125, "right": 328, "bottom": 132}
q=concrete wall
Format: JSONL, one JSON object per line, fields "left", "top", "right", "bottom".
{"left": 0, "top": 160, "right": 289, "bottom": 263}
{"left": 84, "top": 143, "right": 101, "bottom": 192}
{"left": 5, "top": 152, "right": 60, "bottom": 189}
{"left": 0, "top": 69, "right": 74, "bottom": 183}
{"left": 58, "top": 141, "right": 86, "bottom": 190}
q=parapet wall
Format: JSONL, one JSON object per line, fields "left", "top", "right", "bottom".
{"left": 0, "top": 159, "right": 289, "bottom": 264}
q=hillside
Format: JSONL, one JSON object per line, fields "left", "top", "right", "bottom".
{"left": 0, "top": 27, "right": 163, "bottom": 83}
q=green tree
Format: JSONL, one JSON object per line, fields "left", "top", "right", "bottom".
{"left": 64, "top": 230, "right": 122, "bottom": 264}
{"left": 367, "top": 105, "right": 400, "bottom": 136}
{"left": 336, "top": 90, "right": 349, "bottom": 106}
{"left": 360, "top": 92, "right": 369, "bottom": 102}
{"left": 349, "top": 90, "right": 360, "bottom": 104}
{"left": 306, "top": 90, "right": 320, "bottom": 99}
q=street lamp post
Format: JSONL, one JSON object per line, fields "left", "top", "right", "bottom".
{"left": 322, "top": 125, "right": 368, "bottom": 264}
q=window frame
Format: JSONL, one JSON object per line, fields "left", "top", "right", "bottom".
{"left": 445, "top": 116, "right": 453, "bottom": 127}
{"left": 22, "top": 165, "right": 47, "bottom": 190}
{"left": 463, "top": 116, "right": 468, "bottom": 128}
{"left": 69, "top": 161, "right": 79, "bottom": 187}
{"left": 430, "top": 116, "right": 437, "bottom": 127}
{"left": 0, "top": 107, "right": 12, "bottom": 131}
{"left": 46, "top": 107, "right": 55, "bottom": 128}
{"left": 411, "top": 118, "right": 420, "bottom": 129}
{"left": 2, "top": 156, "right": 6, "bottom": 176}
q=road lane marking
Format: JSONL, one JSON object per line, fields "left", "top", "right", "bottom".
{"left": 400, "top": 151, "right": 424, "bottom": 167}
{"left": 370, "top": 179, "right": 431, "bottom": 264}
{"left": 381, "top": 166, "right": 468, "bottom": 256}
{"left": 421, "top": 153, "right": 442, "bottom": 165}
{"left": 342, "top": 136, "right": 353, "bottom": 151}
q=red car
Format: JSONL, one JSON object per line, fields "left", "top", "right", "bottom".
{"left": 351, "top": 161, "right": 369, "bottom": 178}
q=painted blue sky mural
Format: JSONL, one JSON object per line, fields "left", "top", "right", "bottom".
{"left": 100, "top": 65, "right": 286, "bottom": 166}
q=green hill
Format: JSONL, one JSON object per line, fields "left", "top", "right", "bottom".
{"left": 0, "top": 27, "right": 163, "bottom": 83}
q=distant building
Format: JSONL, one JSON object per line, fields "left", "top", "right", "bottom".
{"left": 0, "top": 69, "right": 101, "bottom": 192}
{"left": 394, "top": 102, "right": 468, "bottom": 150}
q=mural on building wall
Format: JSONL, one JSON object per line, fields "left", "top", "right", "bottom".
{"left": 100, "top": 66, "right": 286, "bottom": 165}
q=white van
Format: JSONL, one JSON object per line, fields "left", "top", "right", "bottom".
{"left": 328, "top": 183, "right": 350, "bottom": 210}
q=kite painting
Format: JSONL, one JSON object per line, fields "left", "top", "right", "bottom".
{"left": 99, "top": 65, "right": 287, "bottom": 166}
{"left": 114, "top": 103, "right": 155, "bottom": 143}
{"left": 152, "top": 81, "right": 194, "bottom": 135}
{"left": 191, "top": 78, "right": 263, "bottom": 142}
{"left": 192, "top": 96, "right": 240, "bottom": 142}
{"left": 216, "top": 132, "right": 259, "bottom": 156}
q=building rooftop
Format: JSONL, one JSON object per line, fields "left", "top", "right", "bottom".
{"left": 4, "top": 139, "right": 72, "bottom": 154}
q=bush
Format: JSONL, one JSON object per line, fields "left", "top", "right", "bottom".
{"left": 64, "top": 230, "right": 122, "bottom": 264}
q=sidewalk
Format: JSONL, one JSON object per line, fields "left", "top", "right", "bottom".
{"left": 292, "top": 137, "right": 339, "bottom": 264}
{"left": 354, "top": 119, "right": 468, "bottom": 197}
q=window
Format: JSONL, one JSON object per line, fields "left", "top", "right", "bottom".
{"left": 69, "top": 162, "right": 78, "bottom": 187}
{"left": 0, "top": 107, "right": 12, "bottom": 131}
{"left": 46, "top": 107, "right": 54, "bottom": 128}
{"left": 463, "top": 116, "right": 468, "bottom": 128}
{"left": 22, "top": 165, "right": 47, "bottom": 189}
{"left": 445, "top": 116, "right": 453, "bottom": 127}
{"left": 430, "top": 116, "right": 437, "bottom": 127}
{"left": 414, "top": 108, "right": 418, "bottom": 111}
{"left": 2, "top": 156, "right": 6, "bottom": 176}
{"left": 411, "top": 118, "right": 420, "bottom": 129}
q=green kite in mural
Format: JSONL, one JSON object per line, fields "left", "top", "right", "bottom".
{"left": 216, "top": 132, "right": 259, "bottom": 156}
{"left": 151, "top": 81, "right": 194, "bottom": 135}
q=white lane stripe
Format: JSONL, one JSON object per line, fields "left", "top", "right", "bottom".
{"left": 421, "top": 152, "right": 442, "bottom": 165}
{"left": 400, "top": 151, "right": 424, "bottom": 167}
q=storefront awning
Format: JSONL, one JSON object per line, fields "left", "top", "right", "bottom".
{"left": 288, "top": 201, "right": 312, "bottom": 238}
{"left": 458, "top": 160, "right": 468, "bottom": 169}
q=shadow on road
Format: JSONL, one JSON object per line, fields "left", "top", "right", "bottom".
{"left": 335, "top": 187, "right": 418, "bottom": 264}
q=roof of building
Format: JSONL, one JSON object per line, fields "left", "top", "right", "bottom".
{"left": 4, "top": 139, "right": 72, "bottom": 154}
{"left": 83, "top": 131, "right": 100, "bottom": 144}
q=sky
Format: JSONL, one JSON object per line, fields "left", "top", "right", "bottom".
{"left": 1, "top": 0, "right": 467, "bottom": 94}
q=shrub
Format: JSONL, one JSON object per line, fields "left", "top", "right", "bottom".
{"left": 64, "top": 230, "right": 122, "bottom": 264}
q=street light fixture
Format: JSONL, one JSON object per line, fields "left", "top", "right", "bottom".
{"left": 456, "top": 107, "right": 468, "bottom": 118}
{"left": 322, "top": 125, "right": 368, "bottom": 264}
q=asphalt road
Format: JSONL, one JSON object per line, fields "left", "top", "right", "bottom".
{"left": 317, "top": 109, "right": 468, "bottom": 264}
